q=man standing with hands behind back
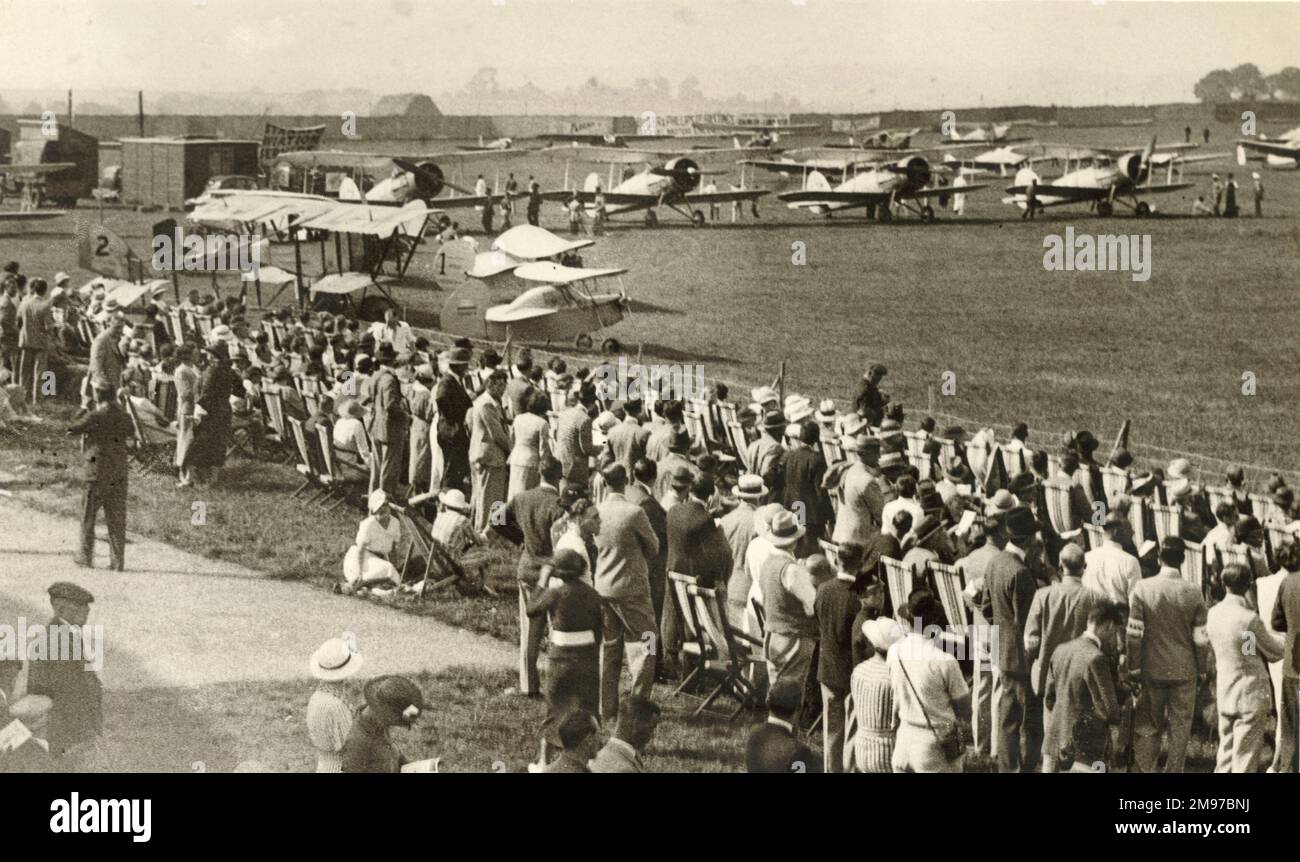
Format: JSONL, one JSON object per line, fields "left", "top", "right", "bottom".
{"left": 68, "top": 384, "right": 134, "bottom": 571}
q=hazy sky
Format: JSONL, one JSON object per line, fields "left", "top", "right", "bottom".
{"left": 1, "top": 0, "right": 1297, "bottom": 110}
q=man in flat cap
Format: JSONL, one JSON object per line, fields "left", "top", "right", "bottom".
{"left": 26, "top": 582, "right": 103, "bottom": 757}
{"left": 68, "top": 384, "right": 134, "bottom": 570}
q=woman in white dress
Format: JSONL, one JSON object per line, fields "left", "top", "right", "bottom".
{"left": 341, "top": 490, "right": 403, "bottom": 594}
{"left": 173, "top": 344, "right": 199, "bottom": 488}
{"left": 508, "top": 391, "right": 552, "bottom": 501}
{"left": 306, "top": 635, "right": 363, "bottom": 773}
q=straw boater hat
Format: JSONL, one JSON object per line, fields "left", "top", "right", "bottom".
{"left": 754, "top": 502, "right": 784, "bottom": 538}
{"left": 750, "top": 386, "right": 778, "bottom": 407}
{"left": 815, "top": 399, "right": 838, "bottom": 423}
{"left": 985, "top": 488, "right": 1017, "bottom": 517}
{"left": 766, "top": 509, "right": 805, "bottom": 548}
{"left": 54, "top": 272, "right": 69, "bottom": 286}
{"left": 1166, "top": 458, "right": 1191, "bottom": 481}
{"left": 438, "top": 489, "right": 471, "bottom": 514}
{"left": 310, "top": 636, "right": 364, "bottom": 682}
{"left": 736, "top": 473, "right": 767, "bottom": 501}
{"left": 783, "top": 394, "right": 813, "bottom": 424}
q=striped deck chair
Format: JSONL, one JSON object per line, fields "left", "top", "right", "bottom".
{"left": 260, "top": 388, "right": 294, "bottom": 463}
{"left": 1046, "top": 452, "right": 1062, "bottom": 480}
{"left": 683, "top": 409, "right": 708, "bottom": 452}
{"left": 1043, "top": 480, "right": 1078, "bottom": 536}
{"left": 904, "top": 430, "right": 927, "bottom": 460}
{"left": 821, "top": 437, "right": 845, "bottom": 466}
{"left": 1180, "top": 540, "right": 1206, "bottom": 592}
{"left": 286, "top": 416, "right": 329, "bottom": 503}
{"left": 121, "top": 395, "right": 172, "bottom": 474}
{"left": 938, "top": 438, "right": 961, "bottom": 469}
{"left": 192, "top": 314, "right": 214, "bottom": 341}
{"left": 1100, "top": 465, "right": 1130, "bottom": 506}
{"left": 686, "top": 584, "right": 764, "bottom": 720}
{"left": 881, "top": 556, "right": 913, "bottom": 618}
{"left": 1203, "top": 485, "right": 1235, "bottom": 519}
{"left": 668, "top": 573, "right": 705, "bottom": 697}
{"left": 716, "top": 402, "right": 738, "bottom": 442}
{"left": 397, "top": 509, "right": 469, "bottom": 596}
{"left": 316, "top": 424, "right": 364, "bottom": 511}
{"left": 1128, "top": 495, "right": 1149, "bottom": 548}
{"left": 1000, "top": 445, "right": 1026, "bottom": 479}
{"left": 928, "top": 561, "right": 969, "bottom": 637}
{"left": 148, "top": 377, "right": 178, "bottom": 423}
{"left": 1250, "top": 493, "right": 1279, "bottom": 528}
{"left": 1083, "top": 523, "right": 1105, "bottom": 552}
{"left": 166, "top": 308, "right": 187, "bottom": 344}
{"left": 727, "top": 421, "right": 752, "bottom": 471}
{"left": 1216, "top": 543, "right": 1252, "bottom": 571}
{"left": 1265, "top": 525, "right": 1294, "bottom": 571}
{"left": 1150, "top": 503, "right": 1181, "bottom": 543}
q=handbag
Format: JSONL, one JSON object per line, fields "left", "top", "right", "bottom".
{"left": 897, "top": 658, "right": 964, "bottom": 762}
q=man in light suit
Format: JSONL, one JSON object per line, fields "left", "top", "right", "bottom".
{"left": 504, "top": 456, "right": 565, "bottom": 696}
{"left": 1127, "top": 537, "right": 1209, "bottom": 773}
{"left": 366, "top": 343, "right": 410, "bottom": 497}
{"left": 831, "top": 435, "right": 888, "bottom": 546}
{"left": 469, "top": 370, "right": 511, "bottom": 532}
{"left": 1042, "top": 601, "right": 1123, "bottom": 771}
{"left": 88, "top": 312, "right": 127, "bottom": 398}
{"left": 16, "top": 276, "right": 55, "bottom": 407}
{"left": 606, "top": 400, "right": 650, "bottom": 475}
{"left": 594, "top": 464, "right": 660, "bottom": 720}
{"left": 1024, "top": 542, "right": 1096, "bottom": 770}
{"left": 589, "top": 695, "right": 660, "bottom": 773}
{"left": 554, "top": 384, "right": 596, "bottom": 490}
{"left": 1208, "top": 562, "right": 1283, "bottom": 772}
{"left": 1271, "top": 550, "right": 1300, "bottom": 772}
{"left": 1083, "top": 511, "right": 1141, "bottom": 605}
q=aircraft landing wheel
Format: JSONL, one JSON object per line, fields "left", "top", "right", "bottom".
{"left": 575, "top": 333, "right": 594, "bottom": 350}
{"left": 920, "top": 205, "right": 936, "bottom": 223}
{"left": 601, "top": 337, "right": 622, "bottom": 355}
{"left": 877, "top": 206, "right": 892, "bottom": 223}
{"left": 691, "top": 209, "right": 706, "bottom": 227}
{"left": 1135, "top": 201, "right": 1151, "bottom": 218}
{"left": 1096, "top": 200, "right": 1114, "bottom": 217}
{"left": 644, "top": 210, "right": 659, "bottom": 227}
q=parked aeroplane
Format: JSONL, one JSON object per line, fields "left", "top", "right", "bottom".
{"left": 825, "top": 127, "right": 921, "bottom": 150}
{"left": 1236, "top": 128, "right": 1300, "bottom": 169}
{"left": 1002, "top": 139, "right": 1195, "bottom": 217}
{"left": 937, "top": 122, "right": 1033, "bottom": 146}
{"left": 270, "top": 149, "right": 524, "bottom": 209}
{"left": 541, "top": 157, "right": 769, "bottom": 226}
{"left": 458, "top": 136, "right": 517, "bottom": 151}
{"left": 777, "top": 155, "right": 986, "bottom": 222}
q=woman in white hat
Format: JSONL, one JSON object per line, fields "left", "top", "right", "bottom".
{"left": 341, "top": 490, "right": 403, "bottom": 594}
{"left": 306, "top": 635, "right": 363, "bottom": 773}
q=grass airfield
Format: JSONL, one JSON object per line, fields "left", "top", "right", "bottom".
{"left": 3, "top": 117, "right": 1298, "bottom": 475}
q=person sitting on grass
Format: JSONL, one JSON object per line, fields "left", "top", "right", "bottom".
{"left": 341, "top": 490, "right": 403, "bottom": 596}
{"left": 590, "top": 695, "right": 661, "bottom": 773}
{"left": 341, "top": 675, "right": 426, "bottom": 774}
{"left": 538, "top": 708, "right": 603, "bottom": 773}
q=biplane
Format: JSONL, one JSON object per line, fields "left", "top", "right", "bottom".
{"left": 777, "top": 155, "right": 987, "bottom": 223}
{"left": 1236, "top": 127, "right": 1300, "bottom": 169}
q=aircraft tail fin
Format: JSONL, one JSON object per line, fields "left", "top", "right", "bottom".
{"left": 805, "top": 170, "right": 831, "bottom": 192}
{"left": 583, "top": 172, "right": 601, "bottom": 193}
{"left": 78, "top": 220, "right": 143, "bottom": 282}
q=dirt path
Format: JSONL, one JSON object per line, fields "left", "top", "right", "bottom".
{"left": 0, "top": 497, "right": 513, "bottom": 691}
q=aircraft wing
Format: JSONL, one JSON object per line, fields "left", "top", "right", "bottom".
{"left": 910, "top": 183, "right": 987, "bottom": 199}
{"left": 1131, "top": 182, "right": 1195, "bottom": 196}
{"left": 0, "top": 210, "right": 65, "bottom": 222}
{"left": 683, "top": 189, "right": 770, "bottom": 205}
{"left": 426, "top": 192, "right": 525, "bottom": 210}
{"left": 1237, "top": 138, "right": 1300, "bottom": 162}
{"left": 778, "top": 190, "right": 888, "bottom": 208}
{"left": 0, "top": 162, "right": 78, "bottom": 177}
{"left": 1003, "top": 183, "right": 1106, "bottom": 202}
{"left": 536, "top": 190, "right": 659, "bottom": 206}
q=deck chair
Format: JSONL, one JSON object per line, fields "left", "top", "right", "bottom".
{"left": 397, "top": 509, "right": 477, "bottom": 596}
{"left": 1150, "top": 503, "right": 1180, "bottom": 543}
{"left": 302, "top": 390, "right": 321, "bottom": 420}
{"left": 148, "top": 377, "right": 178, "bottom": 423}
{"left": 842, "top": 689, "right": 860, "bottom": 773}
{"left": 286, "top": 416, "right": 329, "bottom": 503}
{"left": 818, "top": 538, "right": 840, "bottom": 560}
{"left": 686, "top": 584, "right": 764, "bottom": 720}
{"left": 1250, "top": 493, "right": 1279, "bottom": 528}
{"left": 121, "top": 396, "right": 173, "bottom": 474}
{"left": 192, "top": 314, "right": 214, "bottom": 341}
{"left": 750, "top": 597, "right": 766, "bottom": 636}
{"left": 1043, "top": 480, "right": 1079, "bottom": 537}
{"left": 1082, "top": 523, "right": 1105, "bottom": 552}
{"left": 727, "top": 421, "right": 752, "bottom": 471}
{"left": 880, "top": 556, "right": 913, "bottom": 618}
{"left": 928, "top": 561, "right": 969, "bottom": 637}
{"left": 1203, "top": 485, "right": 1235, "bottom": 520}
{"left": 683, "top": 409, "right": 707, "bottom": 452}
{"left": 316, "top": 424, "right": 365, "bottom": 512}
{"left": 821, "top": 438, "right": 844, "bottom": 466}
{"left": 667, "top": 572, "right": 705, "bottom": 697}
{"left": 1128, "top": 495, "right": 1149, "bottom": 548}
{"left": 1000, "top": 445, "right": 1026, "bottom": 479}
{"left": 1100, "top": 465, "right": 1129, "bottom": 505}
{"left": 260, "top": 388, "right": 294, "bottom": 463}
{"left": 1180, "top": 540, "right": 1206, "bottom": 592}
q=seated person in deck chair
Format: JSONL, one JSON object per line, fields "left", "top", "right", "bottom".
{"left": 341, "top": 490, "right": 404, "bottom": 595}
{"left": 124, "top": 373, "right": 177, "bottom": 445}
{"left": 333, "top": 399, "right": 371, "bottom": 467}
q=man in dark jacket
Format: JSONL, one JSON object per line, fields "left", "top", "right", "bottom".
{"left": 853, "top": 363, "right": 888, "bottom": 426}
{"left": 815, "top": 542, "right": 863, "bottom": 772}
{"left": 628, "top": 459, "right": 669, "bottom": 630}
{"left": 504, "top": 457, "right": 566, "bottom": 697}
{"left": 783, "top": 422, "right": 833, "bottom": 556}
{"left": 980, "top": 505, "right": 1043, "bottom": 773}
{"left": 663, "top": 474, "right": 733, "bottom": 673}
{"left": 68, "top": 386, "right": 134, "bottom": 570}
{"left": 433, "top": 348, "right": 475, "bottom": 493}
{"left": 367, "top": 343, "right": 410, "bottom": 498}
{"left": 25, "top": 582, "right": 103, "bottom": 757}
{"left": 745, "top": 678, "right": 820, "bottom": 773}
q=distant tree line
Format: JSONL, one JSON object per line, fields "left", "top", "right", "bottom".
{"left": 1195, "top": 64, "right": 1300, "bottom": 102}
